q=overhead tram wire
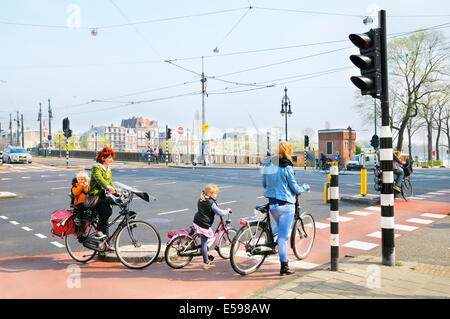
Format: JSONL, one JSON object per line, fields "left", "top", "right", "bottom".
{"left": 213, "top": 6, "right": 253, "bottom": 52}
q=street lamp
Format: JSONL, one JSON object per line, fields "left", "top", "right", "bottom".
{"left": 280, "top": 87, "right": 292, "bottom": 141}
{"left": 94, "top": 129, "right": 98, "bottom": 154}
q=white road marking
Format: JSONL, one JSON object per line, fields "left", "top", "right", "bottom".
{"left": 348, "top": 211, "right": 373, "bottom": 216}
{"left": 256, "top": 196, "right": 265, "bottom": 199}
{"left": 406, "top": 218, "right": 434, "bottom": 225}
{"left": 10, "top": 221, "right": 19, "bottom": 225}
{"left": 394, "top": 224, "right": 418, "bottom": 231}
{"left": 0, "top": 216, "right": 9, "bottom": 220}
{"left": 51, "top": 187, "right": 68, "bottom": 190}
{"left": 21, "top": 176, "right": 31, "bottom": 179}
{"left": 1, "top": 178, "right": 11, "bottom": 181}
{"left": 21, "top": 226, "right": 32, "bottom": 231}
{"left": 218, "top": 185, "right": 233, "bottom": 189}
{"left": 314, "top": 222, "right": 330, "bottom": 229}
{"left": 343, "top": 240, "right": 378, "bottom": 250}
{"left": 217, "top": 201, "right": 237, "bottom": 205}
{"left": 47, "top": 180, "right": 66, "bottom": 183}
{"left": 157, "top": 208, "right": 189, "bottom": 216}
{"left": 367, "top": 231, "right": 400, "bottom": 239}
{"left": 420, "top": 213, "right": 446, "bottom": 219}
{"left": 365, "top": 206, "right": 381, "bottom": 211}
{"left": 426, "top": 192, "right": 445, "bottom": 195}
{"left": 327, "top": 216, "right": 353, "bottom": 222}
{"left": 35, "top": 233, "right": 47, "bottom": 239}
{"left": 50, "top": 241, "right": 65, "bottom": 248}
{"left": 154, "top": 182, "right": 176, "bottom": 186}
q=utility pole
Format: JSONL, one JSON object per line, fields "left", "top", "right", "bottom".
{"left": 201, "top": 56, "right": 207, "bottom": 166}
{"left": 38, "top": 103, "right": 42, "bottom": 153}
{"left": 21, "top": 114, "right": 24, "bottom": 148}
{"left": 48, "top": 99, "right": 53, "bottom": 148}
{"left": 16, "top": 111, "right": 20, "bottom": 146}
{"left": 9, "top": 113, "right": 12, "bottom": 145}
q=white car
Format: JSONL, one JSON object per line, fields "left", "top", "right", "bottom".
{"left": 2, "top": 147, "right": 32, "bottom": 164}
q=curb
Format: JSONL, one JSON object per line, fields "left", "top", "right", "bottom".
{"left": 340, "top": 194, "right": 379, "bottom": 205}
{"left": 97, "top": 245, "right": 166, "bottom": 263}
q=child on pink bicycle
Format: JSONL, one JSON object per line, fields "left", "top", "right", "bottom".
{"left": 191, "top": 184, "right": 231, "bottom": 270}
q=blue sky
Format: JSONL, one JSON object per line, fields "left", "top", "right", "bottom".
{"left": 0, "top": 0, "right": 449, "bottom": 143}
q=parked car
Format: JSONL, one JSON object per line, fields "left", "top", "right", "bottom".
{"left": 2, "top": 147, "right": 32, "bottom": 164}
{"left": 346, "top": 153, "right": 377, "bottom": 170}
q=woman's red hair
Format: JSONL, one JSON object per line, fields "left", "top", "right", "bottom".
{"left": 96, "top": 146, "right": 115, "bottom": 163}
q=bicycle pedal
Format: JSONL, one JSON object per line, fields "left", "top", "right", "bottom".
{"left": 208, "top": 255, "right": 214, "bottom": 261}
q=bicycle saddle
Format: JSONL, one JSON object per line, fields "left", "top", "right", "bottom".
{"left": 255, "top": 203, "right": 269, "bottom": 213}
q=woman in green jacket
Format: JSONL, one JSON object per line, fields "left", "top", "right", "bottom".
{"left": 89, "top": 146, "right": 116, "bottom": 241}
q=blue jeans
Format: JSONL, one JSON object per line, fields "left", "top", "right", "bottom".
{"left": 269, "top": 202, "right": 295, "bottom": 263}
{"left": 394, "top": 168, "right": 404, "bottom": 187}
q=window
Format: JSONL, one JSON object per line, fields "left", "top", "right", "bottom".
{"left": 326, "top": 142, "right": 333, "bottom": 154}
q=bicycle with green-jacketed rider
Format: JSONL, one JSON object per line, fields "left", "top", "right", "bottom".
{"left": 65, "top": 182, "right": 161, "bottom": 269}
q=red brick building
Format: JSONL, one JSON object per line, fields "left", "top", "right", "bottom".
{"left": 318, "top": 128, "right": 356, "bottom": 164}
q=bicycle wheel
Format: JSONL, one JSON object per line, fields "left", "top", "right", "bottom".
{"left": 115, "top": 220, "right": 161, "bottom": 269}
{"left": 217, "top": 228, "right": 237, "bottom": 259}
{"left": 165, "top": 234, "right": 198, "bottom": 269}
{"left": 291, "top": 213, "right": 315, "bottom": 260}
{"left": 65, "top": 224, "right": 97, "bottom": 263}
{"left": 230, "top": 224, "right": 269, "bottom": 276}
{"left": 401, "top": 178, "right": 413, "bottom": 201}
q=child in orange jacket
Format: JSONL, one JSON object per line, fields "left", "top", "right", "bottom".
{"left": 72, "top": 171, "right": 90, "bottom": 209}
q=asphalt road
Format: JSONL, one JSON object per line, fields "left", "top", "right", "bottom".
{"left": 0, "top": 162, "right": 449, "bottom": 258}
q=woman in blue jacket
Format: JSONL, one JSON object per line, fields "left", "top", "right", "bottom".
{"left": 263, "top": 141, "right": 310, "bottom": 275}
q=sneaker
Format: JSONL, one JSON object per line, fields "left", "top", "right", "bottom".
{"left": 393, "top": 185, "right": 401, "bottom": 192}
{"left": 202, "top": 263, "right": 216, "bottom": 270}
{"left": 106, "top": 244, "right": 115, "bottom": 252}
{"left": 94, "top": 231, "right": 107, "bottom": 239}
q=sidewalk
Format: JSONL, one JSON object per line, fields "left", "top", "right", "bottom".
{"left": 244, "top": 254, "right": 450, "bottom": 299}
{"left": 245, "top": 215, "right": 450, "bottom": 299}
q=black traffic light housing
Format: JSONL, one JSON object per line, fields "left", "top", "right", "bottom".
{"left": 167, "top": 128, "right": 172, "bottom": 140}
{"left": 304, "top": 135, "right": 309, "bottom": 148}
{"left": 145, "top": 131, "right": 151, "bottom": 139}
{"left": 62, "top": 117, "right": 72, "bottom": 138}
{"left": 370, "top": 134, "right": 379, "bottom": 149}
{"left": 349, "top": 28, "right": 382, "bottom": 98}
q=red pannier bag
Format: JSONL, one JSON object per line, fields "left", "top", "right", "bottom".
{"left": 51, "top": 209, "right": 76, "bottom": 238}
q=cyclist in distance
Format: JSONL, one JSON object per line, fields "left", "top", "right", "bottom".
{"left": 263, "top": 141, "right": 310, "bottom": 276}
{"left": 393, "top": 150, "right": 406, "bottom": 193}
{"left": 192, "top": 184, "right": 232, "bottom": 270}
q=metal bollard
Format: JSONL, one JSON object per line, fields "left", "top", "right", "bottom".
{"left": 330, "top": 166, "right": 339, "bottom": 271}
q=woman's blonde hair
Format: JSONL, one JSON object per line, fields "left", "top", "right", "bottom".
{"left": 278, "top": 141, "right": 293, "bottom": 161}
{"left": 76, "top": 171, "right": 90, "bottom": 183}
{"left": 200, "top": 184, "right": 219, "bottom": 201}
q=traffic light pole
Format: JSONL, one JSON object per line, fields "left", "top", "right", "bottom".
{"left": 379, "top": 10, "right": 395, "bottom": 267}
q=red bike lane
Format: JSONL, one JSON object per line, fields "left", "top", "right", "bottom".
{"left": 0, "top": 199, "right": 448, "bottom": 299}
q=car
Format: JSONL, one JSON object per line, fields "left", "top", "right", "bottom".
{"left": 346, "top": 154, "right": 361, "bottom": 171}
{"left": 2, "top": 147, "right": 32, "bottom": 164}
{"left": 346, "top": 153, "right": 377, "bottom": 171}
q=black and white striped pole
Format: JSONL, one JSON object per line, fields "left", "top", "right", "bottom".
{"left": 379, "top": 10, "right": 395, "bottom": 266}
{"left": 349, "top": 10, "right": 394, "bottom": 266}
{"left": 65, "top": 139, "right": 69, "bottom": 168}
{"left": 330, "top": 165, "right": 339, "bottom": 271}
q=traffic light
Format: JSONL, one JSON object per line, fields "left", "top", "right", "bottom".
{"left": 145, "top": 131, "right": 151, "bottom": 139}
{"left": 370, "top": 134, "right": 379, "bottom": 149}
{"left": 167, "top": 128, "right": 172, "bottom": 139}
{"left": 374, "top": 165, "right": 382, "bottom": 192}
{"left": 304, "top": 135, "right": 309, "bottom": 148}
{"left": 62, "top": 117, "right": 72, "bottom": 138}
{"left": 349, "top": 29, "right": 382, "bottom": 98}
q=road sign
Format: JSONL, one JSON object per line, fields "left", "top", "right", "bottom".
{"left": 177, "top": 127, "right": 184, "bottom": 135}
{"left": 202, "top": 124, "right": 209, "bottom": 132}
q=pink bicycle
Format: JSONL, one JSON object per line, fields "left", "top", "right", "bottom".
{"left": 164, "top": 214, "right": 237, "bottom": 269}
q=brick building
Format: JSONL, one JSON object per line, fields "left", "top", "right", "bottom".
{"left": 318, "top": 127, "right": 356, "bottom": 164}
